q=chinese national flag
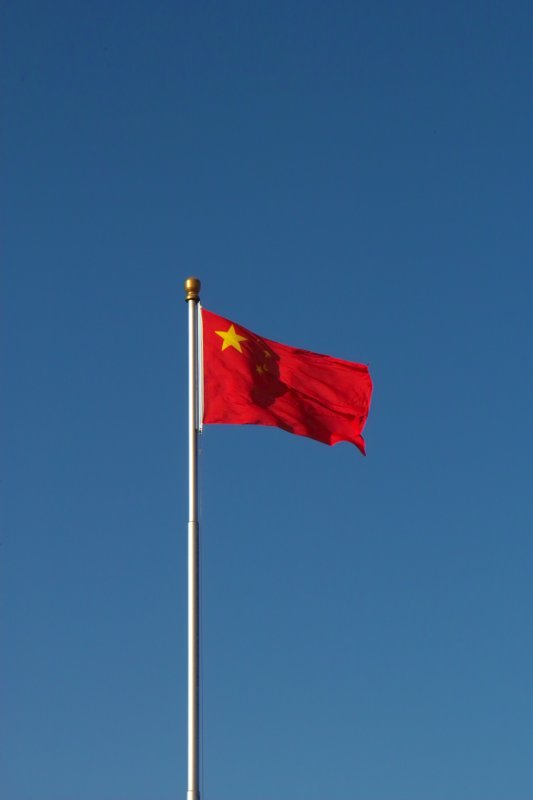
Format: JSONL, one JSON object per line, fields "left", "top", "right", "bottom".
{"left": 201, "top": 308, "right": 373, "bottom": 454}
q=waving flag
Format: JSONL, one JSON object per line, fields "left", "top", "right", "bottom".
{"left": 201, "top": 308, "right": 372, "bottom": 454}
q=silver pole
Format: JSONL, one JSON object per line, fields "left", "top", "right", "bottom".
{"left": 185, "top": 277, "right": 201, "bottom": 800}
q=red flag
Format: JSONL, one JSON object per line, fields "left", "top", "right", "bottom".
{"left": 201, "top": 308, "right": 372, "bottom": 454}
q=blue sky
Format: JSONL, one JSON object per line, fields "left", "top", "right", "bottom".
{"left": 2, "top": 2, "right": 532, "bottom": 798}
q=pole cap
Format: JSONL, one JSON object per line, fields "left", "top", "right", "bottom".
{"left": 184, "top": 277, "right": 201, "bottom": 302}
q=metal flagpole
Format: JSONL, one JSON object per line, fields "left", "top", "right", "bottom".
{"left": 184, "top": 277, "right": 201, "bottom": 800}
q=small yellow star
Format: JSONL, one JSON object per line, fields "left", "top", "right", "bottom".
{"left": 215, "top": 324, "right": 247, "bottom": 353}
{"left": 256, "top": 364, "right": 264, "bottom": 375}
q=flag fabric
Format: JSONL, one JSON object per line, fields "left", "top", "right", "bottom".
{"left": 201, "top": 308, "right": 373, "bottom": 454}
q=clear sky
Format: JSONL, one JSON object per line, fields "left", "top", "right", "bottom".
{"left": 2, "top": 2, "right": 532, "bottom": 799}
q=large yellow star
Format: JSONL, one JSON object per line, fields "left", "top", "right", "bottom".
{"left": 215, "top": 324, "right": 247, "bottom": 353}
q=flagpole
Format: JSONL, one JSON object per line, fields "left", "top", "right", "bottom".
{"left": 185, "top": 276, "right": 201, "bottom": 800}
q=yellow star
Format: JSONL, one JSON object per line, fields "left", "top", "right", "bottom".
{"left": 215, "top": 324, "right": 247, "bottom": 353}
{"left": 256, "top": 364, "right": 264, "bottom": 374}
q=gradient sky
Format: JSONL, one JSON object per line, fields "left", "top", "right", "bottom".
{"left": 3, "top": 2, "right": 533, "bottom": 799}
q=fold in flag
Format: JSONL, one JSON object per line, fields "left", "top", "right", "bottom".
{"left": 201, "top": 308, "right": 372, "bottom": 454}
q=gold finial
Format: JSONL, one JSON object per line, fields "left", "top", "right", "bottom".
{"left": 184, "top": 276, "right": 201, "bottom": 302}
